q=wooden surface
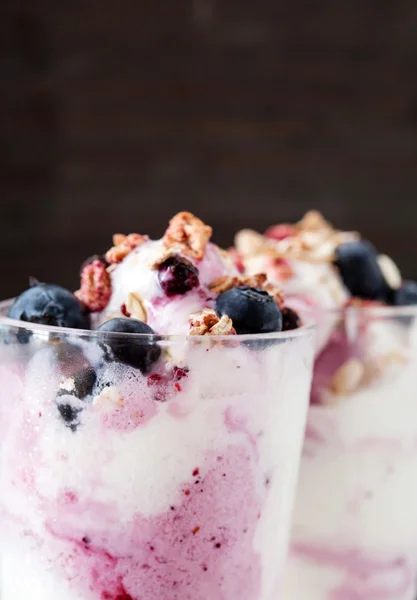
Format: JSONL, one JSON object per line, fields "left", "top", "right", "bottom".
{"left": 1, "top": 0, "right": 417, "bottom": 298}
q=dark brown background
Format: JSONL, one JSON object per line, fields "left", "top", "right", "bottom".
{"left": 1, "top": 0, "right": 417, "bottom": 298}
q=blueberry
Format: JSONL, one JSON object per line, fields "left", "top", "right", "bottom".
{"left": 8, "top": 283, "right": 90, "bottom": 330}
{"left": 56, "top": 367, "right": 97, "bottom": 431}
{"left": 281, "top": 307, "right": 302, "bottom": 331}
{"left": 57, "top": 402, "right": 82, "bottom": 432}
{"left": 215, "top": 286, "right": 282, "bottom": 335}
{"left": 97, "top": 318, "right": 161, "bottom": 372}
{"left": 334, "top": 241, "right": 388, "bottom": 300}
{"left": 57, "top": 367, "right": 97, "bottom": 399}
{"left": 392, "top": 280, "right": 417, "bottom": 306}
{"left": 158, "top": 256, "right": 199, "bottom": 296}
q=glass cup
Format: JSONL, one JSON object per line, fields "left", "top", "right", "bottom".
{"left": 284, "top": 305, "right": 417, "bottom": 600}
{"left": 0, "top": 300, "right": 315, "bottom": 600}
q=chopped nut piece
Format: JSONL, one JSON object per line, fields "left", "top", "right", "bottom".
{"left": 235, "top": 211, "right": 359, "bottom": 265}
{"left": 309, "top": 239, "right": 337, "bottom": 261}
{"left": 330, "top": 358, "right": 365, "bottom": 395}
{"left": 188, "top": 308, "right": 236, "bottom": 336}
{"left": 234, "top": 229, "right": 267, "bottom": 257}
{"left": 113, "top": 233, "right": 127, "bottom": 246}
{"left": 75, "top": 259, "right": 112, "bottom": 312}
{"left": 125, "top": 292, "right": 147, "bottom": 322}
{"left": 188, "top": 309, "right": 218, "bottom": 335}
{"left": 105, "top": 233, "right": 148, "bottom": 264}
{"left": 209, "top": 276, "right": 240, "bottom": 294}
{"left": 263, "top": 283, "right": 285, "bottom": 310}
{"left": 208, "top": 274, "right": 268, "bottom": 295}
{"left": 163, "top": 212, "right": 212, "bottom": 260}
{"left": 299, "top": 230, "right": 326, "bottom": 249}
{"left": 377, "top": 254, "right": 402, "bottom": 290}
{"left": 297, "top": 210, "right": 332, "bottom": 232}
{"left": 241, "top": 273, "right": 267, "bottom": 289}
{"left": 209, "top": 315, "right": 235, "bottom": 335}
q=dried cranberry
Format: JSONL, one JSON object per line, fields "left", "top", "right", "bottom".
{"left": 158, "top": 256, "right": 199, "bottom": 296}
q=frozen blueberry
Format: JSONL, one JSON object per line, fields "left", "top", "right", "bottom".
{"left": 57, "top": 367, "right": 97, "bottom": 399}
{"left": 57, "top": 402, "right": 82, "bottom": 432}
{"left": 334, "top": 241, "right": 388, "bottom": 300}
{"left": 215, "top": 286, "right": 282, "bottom": 335}
{"left": 0, "top": 324, "right": 31, "bottom": 345}
{"left": 97, "top": 318, "right": 161, "bottom": 372}
{"left": 158, "top": 256, "right": 199, "bottom": 296}
{"left": 8, "top": 283, "right": 90, "bottom": 330}
{"left": 56, "top": 367, "right": 97, "bottom": 431}
{"left": 281, "top": 307, "right": 302, "bottom": 331}
{"left": 392, "top": 280, "right": 417, "bottom": 306}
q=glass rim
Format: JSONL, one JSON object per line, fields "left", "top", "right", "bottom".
{"left": 0, "top": 298, "right": 316, "bottom": 342}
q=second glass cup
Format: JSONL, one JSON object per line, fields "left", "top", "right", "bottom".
{"left": 284, "top": 305, "right": 417, "bottom": 600}
{"left": 0, "top": 305, "right": 315, "bottom": 600}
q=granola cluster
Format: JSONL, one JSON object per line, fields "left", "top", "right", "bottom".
{"left": 163, "top": 211, "right": 212, "bottom": 260}
{"left": 105, "top": 233, "right": 149, "bottom": 265}
{"left": 188, "top": 309, "right": 236, "bottom": 336}
{"left": 235, "top": 210, "right": 358, "bottom": 264}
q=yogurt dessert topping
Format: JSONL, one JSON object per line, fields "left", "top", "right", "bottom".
{"left": 234, "top": 212, "right": 417, "bottom": 600}
{"left": 234, "top": 210, "right": 417, "bottom": 363}
{"left": 0, "top": 212, "right": 314, "bottom": 600}
{"left": 234, "top": 209, "right": 415, "bottom": 312}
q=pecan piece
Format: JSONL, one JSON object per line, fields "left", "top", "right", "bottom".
{"left": 240, "top": 273, "right": 267, "bottom": 289}
{"left": 263, "top": 282, "right": 285, "bottom": 310}
{"left": 297, "top": 210, "right": 332, "bottom": 232}
{"left": 188, "top": 308, "right": 236, "bottom": 336}
{"left": 105, "top": 233, "right": 148, "bottom": 264}
{"left": 163, "top": 212, "right": 212, "bottom": 260}
{"left": 209, "top": 315, "right": 236, "bottom": 335}
{"left": 208, "top": 276, "right": 240, "bottom": 294}
{"left": 209, "top": 273, "right": 267, "bottom": 295}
